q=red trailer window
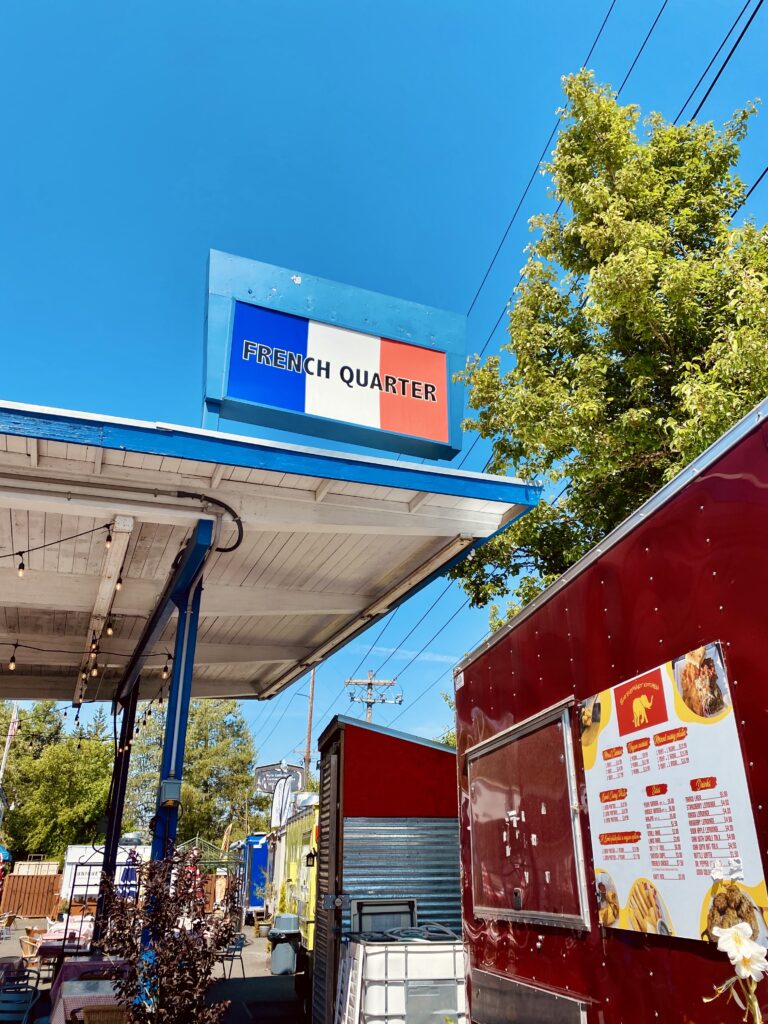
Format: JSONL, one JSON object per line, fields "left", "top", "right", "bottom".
{"left": 467, "top": 702, "right": 590, "bottom": 929}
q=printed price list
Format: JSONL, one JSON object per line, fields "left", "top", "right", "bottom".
{"left": 604, "top": 757, "right": 625, "bottom": 782}
{"left": 685, "top": 790, "right": 739, "bottom": 877}
{"left": 644, "top": 796, "right": 685, "bottom": 881}
{"left": 602, "top": 841, "right": 641, "bottom": 864}
{"left": 603, "top": 799, "right": 629, "bottom": 825}
{"left": 656, "top": 737, "right": 690, "bottom": 771}
{"left": 629, "top": 747, "right": 651, "bottom": 776}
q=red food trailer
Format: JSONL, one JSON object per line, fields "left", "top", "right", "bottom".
{"left": 312, "top": 715, "right": 462, "bottom": 1024}
{"left": 454, "top": 401, "right": 768, "bottom": 1023}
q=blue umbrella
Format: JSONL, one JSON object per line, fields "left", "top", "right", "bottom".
{"left": 0, "top": 845, "right": 13, "bottom": 862}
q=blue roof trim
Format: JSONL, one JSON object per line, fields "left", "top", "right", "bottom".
{"left": 0, "top": 402, "right": 540, "bottom": 509}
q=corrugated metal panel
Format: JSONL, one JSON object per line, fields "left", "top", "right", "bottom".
{"left": 312, "top": 749, "right": 339, "bottom": 1024}
{"left": 342, "top": 817, "right": 461, "bottom": 934}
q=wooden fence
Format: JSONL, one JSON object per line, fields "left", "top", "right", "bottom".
{"left": 1, "top": 872, "right": 62, "bottom": 919}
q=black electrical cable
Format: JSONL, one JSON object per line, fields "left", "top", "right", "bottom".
{"left": 674, "top": 0, "right": 753, "bottom": 123}
{"left": 745, "top": 163, "right": 768, "bottom": 201}
{"left": 616, "top": 0, "right": 668, "bottom": 96}
{"left": 464, "top": 0, "right": 619, "bottom": 318}
{"left": 371, "top": 580, "right": 453, "bottom": 677}
{"left": 176, "top": 491, "right": 244, "bottom": 553}
{"left": 688, "top": 0, "right": 764, "bottom": 123}
{"left": 346, "top": 608, "right": 400, "bottom": 680}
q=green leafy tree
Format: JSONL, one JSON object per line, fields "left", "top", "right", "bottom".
{"left": 4, "top": 735, "right": 112, "bottom": 860}
{"left": 0, "top": 703, "right": 115, "bottom": 860}
{"left": 435, "top": 692, "right": 456, "bottom": 748}
{"left": 455, "top": 71, "right": 768, "bottom": 617}
{"left": 126, "top": 699, "right": 263, "bottom": 844}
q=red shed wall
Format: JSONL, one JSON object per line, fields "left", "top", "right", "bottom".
{"left": 456, "top": 419, "right": 768, "bottom": 1023}
{"left": 341, "top": 722, "right": 458, "bottom": 818}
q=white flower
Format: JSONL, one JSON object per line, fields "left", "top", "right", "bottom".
{"left": 712, "top": 923, "right": 768, "bottom": 982}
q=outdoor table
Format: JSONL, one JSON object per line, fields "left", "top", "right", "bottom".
{"left": 36, "top": 921, "right": 94, "bottom": 960}
{"left": 49, "top": 958, "right": 128, "bottom": 1009}
{"left": 51, "top": 979, "right": 120, "bottom": 1024}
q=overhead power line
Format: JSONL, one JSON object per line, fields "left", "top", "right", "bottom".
{"left": 745, "top": 164, "right": 768, "bottom": 201}
{"left": 688, "top": 0, "right": 765, "bottom": 123}
{"left": 674, "top": 0, "right": 753, "bottom": 123}
{"left": 464, "top": 0, "right": 620, "bottom": 319}
{"left": 616, "top": 0, "right": 669, "bottom": 96}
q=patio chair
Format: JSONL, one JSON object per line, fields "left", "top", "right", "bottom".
{"left": 217, "top": 933, "right": 246, "bottom": 978}
{"left": 0, "top": 985, "right": 38, "bottom": 1023}
{"left": 0, "top": 916, "right": 18, "bottom": 942}
{"left": 18, "top": 939, "right": 53, "bottom": 983}
{"left": 0, "top": 967, "right": 40, "bottom": 991}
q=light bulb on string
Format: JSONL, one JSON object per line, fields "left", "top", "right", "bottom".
{"left": 115, "top": 574, "right": 123, "bottom": 591}
{"left": 105, "top": 529, "right": 113, "bottom": 550}
{"left": 8, "top": 644, "right": 17, "bottom": 671}
{"left": 80, "top": 669, "right": 87, "bottom": 682}
{"left": 106, "top": 619, "right": 114, "bottom": 637}
{"left": 90, "top": 664, "right": 98, "bottom": 678}
{"left": 16, "top": 556, "right": 25, "bottom": 579}
{"left": 162, "top": 660, "right": 170, "bottom": 681}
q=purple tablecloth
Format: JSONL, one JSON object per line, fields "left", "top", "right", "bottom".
{"left": 49, "top": 957, "right": 128, "bottom": 1008}
{"left": 51, "top": 979, "right": 120, "bottom": 1024}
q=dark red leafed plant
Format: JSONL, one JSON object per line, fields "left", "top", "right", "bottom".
{"left": 96, "top": 849, "right": 238, "bottom": 1024}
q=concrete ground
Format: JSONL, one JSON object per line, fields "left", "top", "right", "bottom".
{"left": 0, "top": 920, "right": 306, "bottom": 1024}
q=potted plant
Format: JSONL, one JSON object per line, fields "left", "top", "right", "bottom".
{"left": 97, "top": 849, "right": 239, "bottom": 1023}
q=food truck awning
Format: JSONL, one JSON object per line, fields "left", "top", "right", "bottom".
{"left": 0, "top": 400, "right": 539, "bottom": 703}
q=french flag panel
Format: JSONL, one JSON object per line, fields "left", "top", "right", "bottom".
{"left": 227, "top": 300, "right": 449, "bottom": 443}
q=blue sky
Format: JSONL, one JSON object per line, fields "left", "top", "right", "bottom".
{"left": 2, "top": 0, "right": 767, "bottom": 766}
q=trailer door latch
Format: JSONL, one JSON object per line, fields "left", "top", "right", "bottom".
{"left": 322, "top": 894, "right": 351, "bottom": 910}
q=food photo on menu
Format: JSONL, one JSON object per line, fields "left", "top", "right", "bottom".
{"left": 672, "top": 643, "right": 730, "bottom": 719}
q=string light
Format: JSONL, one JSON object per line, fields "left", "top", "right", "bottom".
{"left": 161, "top": 658, "right": 170, "bottom": 681}
{"left": 80, "top": 669, "right": 87, "bottom": 682}
{"left": 115, "top": 574, "right": 123, "bottom": 591}
{"left": 106, "top": 619, "right": 114, "bottom": 637}
{"left": 90, "top": 634, "right": 98, "bottom": 653}
{"left": 8, "top": 644, "right": 17, "bottom": 672}
{"left": 16, "top": 556, "right": 24, "bottom": 579}
{"left": 1, "top": 522, "right": 114, "bottom": 570}
{"left": 90, "top": 664, "right": 98, "bottom": 678}
{"left": 105, "top": 528, "right": 113, "bottom": 549}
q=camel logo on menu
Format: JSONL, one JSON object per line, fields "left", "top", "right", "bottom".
{"left": 615, "top": 668, "right": 669, "bottom": 737}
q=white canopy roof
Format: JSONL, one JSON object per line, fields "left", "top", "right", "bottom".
{"left": 0, "top": 400, "right": 538, "bottom": 703}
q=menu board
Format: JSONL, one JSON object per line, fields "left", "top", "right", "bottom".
{"left": 580, "top": 642, "right": 767, "bottom": 943}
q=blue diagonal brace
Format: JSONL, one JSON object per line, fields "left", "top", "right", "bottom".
{"left": 116, "top": 519, "right": 215, "bottom": 706}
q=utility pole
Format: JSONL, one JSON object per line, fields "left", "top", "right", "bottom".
{"left": 303, "top": 667, "right": 316, "bottom": 783}
{"left": 345, "top": 671, "right": 402, "bottom": 722}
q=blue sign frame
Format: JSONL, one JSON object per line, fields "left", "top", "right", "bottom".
{"left": 202, "top": 250, "right": 466, "bottom": 459}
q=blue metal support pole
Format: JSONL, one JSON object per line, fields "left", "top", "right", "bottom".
{"left": 150, "top": 577, "right": 203, "bottom": 859}
{"left": 148, "top": 519, "right": 214, "bottom": 861}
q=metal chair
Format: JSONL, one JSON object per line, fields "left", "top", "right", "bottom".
{"left": 217, "top": 933, "right": 246, "bottom": 978}
{"left": 0, "top": 986, "right": 39, "bottom": 1023}
{"left": 0, "top": 967, "right": 40, "bottom": 991}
